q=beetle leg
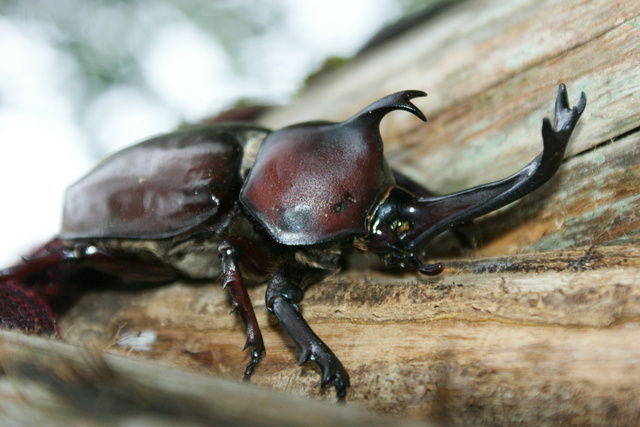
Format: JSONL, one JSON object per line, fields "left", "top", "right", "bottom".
{"left": 265, "top": 261, "right": 350, "bottom": 401}
{"left": 1, "top": 238, "right": 180, "bottom": 284}
{"left": 0, "top": 238, "right": 185, "bottom": 335}
{"left": 217, "top": 241, "right": 265, "bottom": 379}
{"left": 0, "top": 278, "right": 59, "bottom": 335}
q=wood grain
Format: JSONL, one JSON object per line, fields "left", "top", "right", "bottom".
{"left": 0, "top": 331, "right": 424, "bottom": 427}
{"left": 2, "top": 0, "right": 639, "bottom": 425}
{"left": 49, "top": 244, "right": 639, "bottom": 424}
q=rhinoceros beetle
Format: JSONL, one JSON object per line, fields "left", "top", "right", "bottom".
{"left": 0, "top": 84, "right": 585, "bottom": 400}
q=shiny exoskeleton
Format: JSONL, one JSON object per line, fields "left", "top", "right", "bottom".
{"left": 0, "top": 84, "right": 586, "bottom": 400}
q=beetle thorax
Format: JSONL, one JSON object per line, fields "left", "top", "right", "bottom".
{"left": 240, "top": 122, "right": 392, "bottom": 246}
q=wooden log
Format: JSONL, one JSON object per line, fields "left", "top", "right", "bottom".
{"left": 0, "top": 330, "right": 424, "bottom": 427}
{"left": 3, "top": 0, "right": 640, "bottom": 425}
{"left": 42, "top": 244, "right": 638, "bottom": 425}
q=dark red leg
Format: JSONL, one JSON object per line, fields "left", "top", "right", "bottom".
{"left": 0, "top": 279, "right": 58, "bottom": 335}
{"left": 217, "top": 241, "right": 265, "bottom": 378}
{"left": 265, "top": 260, "right": 349, "bottom": 401}
{"left": 0, "top": 238, "right": 181, "bottom": 335}
{"left": 1, "top": 238, "right": 179, "bottom": 283}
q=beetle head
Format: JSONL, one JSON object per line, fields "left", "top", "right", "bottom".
{"left": 240, "top": 91, "right": 428, "bottom": 246}
{"left": 367, "top": 186, "right": 444, "bottom": 275}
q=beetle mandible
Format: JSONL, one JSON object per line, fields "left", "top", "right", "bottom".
{"left": 0, "top": 84, "right": 586, "bottom": 400}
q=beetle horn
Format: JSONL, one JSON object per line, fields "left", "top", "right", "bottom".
{"left": 349, "top": 90, "right": 428, "bottom": 126}
{"left": 403, "top": 85, "right": 586, "bottom": 251}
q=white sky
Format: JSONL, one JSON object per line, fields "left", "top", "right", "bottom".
{"left": 0, "top": 1, "right": 406, "bottom": 264}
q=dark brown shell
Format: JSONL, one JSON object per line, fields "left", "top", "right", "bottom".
{"left": 61, "top": 126, "right": 259, "bottom": 239}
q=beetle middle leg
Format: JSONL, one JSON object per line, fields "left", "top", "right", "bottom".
{"left": 217, "top": 241, "right": 265, "bottom": 379}
{"left": 265, "top": 259, "right": 350, "bottom": 401}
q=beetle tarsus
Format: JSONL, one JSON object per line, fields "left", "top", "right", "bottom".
{"left": 218, "top": 242, "right": 266, "bottom": 379}
{"left": 242, "top": 348, "right": 264, "bottom": 380}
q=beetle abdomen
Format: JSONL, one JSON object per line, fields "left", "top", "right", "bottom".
{"left": 62, "top": 127, "right": 249, "bottom": 239}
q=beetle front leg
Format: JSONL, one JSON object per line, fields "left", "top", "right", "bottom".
{"left": 265, "top": 261, "right": 350, "bottom": 401}
{"left": 217, "top": 241, "right": 265, "bottom": 379}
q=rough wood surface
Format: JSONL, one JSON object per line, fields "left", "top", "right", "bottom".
{"left": 51, "top": 245, "right": 639, "bottom": 425}
{"left": 2, "top": 0, "right": 640, "bottom": 426}
{"left": 0, "top": 330, "right": 424, "bottom": 427}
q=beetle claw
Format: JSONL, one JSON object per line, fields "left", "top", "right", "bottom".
{"left": 270, "top": 293, "right": 350, "bottom": 401}
{"left": 242, "top": 344, "right": 265, "bottom": 379}
{"left": 298, "top": 347, "right": 312, "bottom": 365}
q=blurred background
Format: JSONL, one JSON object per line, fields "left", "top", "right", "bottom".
{"left": 0, "top": 0, "right": 434, "bottom": 264}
